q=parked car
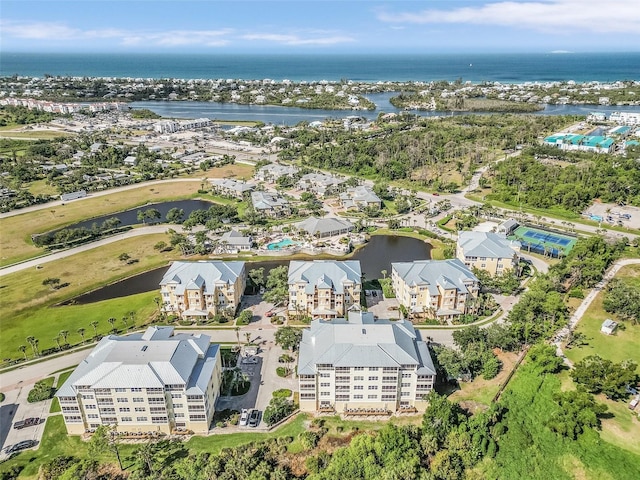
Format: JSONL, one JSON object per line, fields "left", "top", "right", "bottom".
{"left": 265, "top": 310, "right": 275, "bottom": 317}
{"left": 5, "top": 440, "right": 38, "bottom": 454}
{"left": 239, "top": 409, "right": 249, "bottom": 426}
{"left": 248, "top": 409, "right": 260, "bottom": 427}
{"left": 13, "top": 417, "right": 41, "bottom": 430}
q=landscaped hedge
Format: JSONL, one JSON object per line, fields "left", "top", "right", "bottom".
{"left": 28, "top": 377, "right": 55, "bottom": 403}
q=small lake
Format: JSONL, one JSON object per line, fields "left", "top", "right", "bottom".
{"left": 62, "top": 234, "right": 431, "bottom": 305}
{"left": 42, "top": 199, "right": 216, "bottom": 236}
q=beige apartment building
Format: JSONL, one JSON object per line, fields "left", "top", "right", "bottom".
{"left": 288, "top": 260, "right": 362, "bottom": 319}
{"left": 456, "top": 231, "right": 521, "bottom": 276}
{"left": 297, "top": 311, "right": 436, "bottom": 413}
{"left": 56, "top": 326, "right": 222, "bottom": 435}
{"left": 159, "top": 261, "right": 246, "bottom": 320}
{"left": 392, "top": 259, "right": 480, "bottom": 322}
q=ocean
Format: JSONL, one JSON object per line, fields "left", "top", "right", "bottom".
{"left": 1, "top": 52, "right": 639, "bottom": 83}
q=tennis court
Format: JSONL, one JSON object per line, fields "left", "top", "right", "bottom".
{"left": 510, "top": 225, "right": 577, "bottom": 257}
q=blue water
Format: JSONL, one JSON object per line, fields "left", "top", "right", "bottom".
{"left": 267, "top": 238, "right": 301, "bottom": 250}
{"left": 2, "top": 52, "right": 639, "bottom": 83}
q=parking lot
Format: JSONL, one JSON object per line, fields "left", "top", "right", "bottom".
{"left": 0, "top": 380, "right": 53, "bottom": 459}
{"left": 365, "top": 290, "right": 401, "bottom": 320}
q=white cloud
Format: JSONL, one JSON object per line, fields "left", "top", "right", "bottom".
{"left": 0, "top": 20, "right": 232, "bottom": 47}
{"left": 377, "top": 0, "right": 640, "bottom": 34}
{"left": 242, "top": 32, "right": 354, "bottom": 46}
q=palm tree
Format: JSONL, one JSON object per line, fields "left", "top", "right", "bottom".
{"left": 122, "top": 316, "right": 129, "bottom": 330}
{"left": 26, "top": 336, "right": 39, "bottom": 357}
{"left": 108, "top": 317, "right": 117, "bottom": 333}
{"left": 244, "top": 332, "right": 252, "bottom": 345}
{"left": 381, "top": 269, "right": 387, "bottom": 279}
{"left": 90, "top": 321, "right": 99, "bottom": 339}
{"left": 234, "top": 326, "right": 241, "bottom": 348}
{"left": 77, "top": 328, "right": 86, "bottom": 343}
{"left": 54, "top": 336, "right": 61, "bottom": 350}
{"left": 59, "top": 330, "right": 69, "bottom": 345}
{"left": 18, "top": 345, "right": 27, "bottom": 360}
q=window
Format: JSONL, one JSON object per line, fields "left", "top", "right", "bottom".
{"left": 381, "top": 394, "right": 396, "bottom": 401}
{"left": 136, "top": 417, "right": 148, "bottom": 422}
{"left": 115, "top": 388, "right": 126, "bottom": 393}
{"left": 336, "top": 395, "right": 349, "bottom": 401}
{"left": 150, "top": 407, "right": 167, "bottom": 414}
{"left": 401, "top": 391, "right": 410, "bottom": 397}
{"left": 401, "top": 382, "right": 411, "bottom": 388}
{"left": 401, "top": 373, "right": 412, "bottom": 378}
{"left": 171, "top": 393, "right": 182, "bottom": 399}
{"left": 353, "top": 394, "right": 363, "bottom": 400}
{"left": 121, "top": 417, "right": 133, "bottom": 422}
{"left": 320, "top": 391, "right": 330, "bottom": 397}
{"left": 116, "top": 398, "right": 128, "bottom": 403}
{"left": 354, "top": 376, "right": 364, "bottom": 381}
{"left": 188, "top": 405, "right": 205, "bottom": 412}
{"left": 368, "top": 376, "right": 378, "bottom": 381}
{"left": 119, "top": 407, "right": 130, "bottom": 412}
{"left": 134, "top": 407, "right": 146, "bottom": 412}
{"left": 82, "top": 394, "right": 94, "bottom": 400}
{"left": 173, "top": 403, "right": 184, "bottom": 409}
{"left": 151, "top": 416, "right": 168, "bottom": 424}
{"left": 353, "top": 367, "right": 364, "bottom": 371}
{"left": 131, "top": 388, "right": 142, "bottom": 392}
{"left": 87, "top": 414, "right": 99, "bottom": 419}
{"left": 320, "top": 382, "right": 330, "bottom": 387}
{"left": 187, "top": 395, "right": 203, "bottom": 402}
{"left": 64, "top": 415, "right": 82, "bottom": 423}
{"left": 320, "top": 373, "right": 331, "bottom": 378}
{"left": 368, "top": 385, "right": 378, "bottom": 390}
{"left": 382, "top": 385, "right": 396, "bottom": 391}
{"left": 175, "top": 412, "right": 185, "bottom": 418}
{"left": 300, "top": 393, "right": 316, "bottom": 400}
{"left": 133, "top": 398, "right": 144, "bottom": 403}
{"left": 353, "top": 385, "right": 364, "bottom": 390}
{"left": 189, "top": 414, "right": 206, "bottom": 422}
{"left": 84, "top": 404, "right": 97, "bottom": 410}
{"left": 369, "top": 367, "right": 379, "bottom": 371}
{"left": 368, "top": 394, "right": 378, "bottom": 400}
{"left": 62, "top": 406, "right": 79, "bottom": 413}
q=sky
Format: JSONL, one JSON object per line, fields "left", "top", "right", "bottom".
{"left": 1, "top": 0, "right": 639, "bottom": 54}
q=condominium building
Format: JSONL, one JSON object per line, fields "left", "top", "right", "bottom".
{"left": 159, "top": 261, "right": 246, "bottom": 320}
{"left": 297, "top": 311, "right": 436, "bottom": 413}
{"left": 250, "top": 191, "right": 290, "bottom": 218}
{"left": 56, "top": 326, "right": 222, "bottom": 435}
{"left": 392, "top": 259, "right": 480, "bottom": 321}
{"left": 456, "top": 231, "right": 521, "bottom": 276}
{"left": 288, "top": 260, "right": 362, "bottom": 319}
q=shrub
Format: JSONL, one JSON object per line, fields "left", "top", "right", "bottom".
{"left": 28, "top": 378, "right": 55, "bottom": 403}
{"left": 276, "top": 366, "right": 289, "bottom": 377}
{"left": 272, "top": 388, "right": 292, "bottom": 398}
{"left": 263, "top": 397, "right": 295, "bottom": 426}
{"left": 298, "top": 431, "right": 321, "bottom": 450}
{"left": 568, "top": 287, "right": 584, "bottom": 299}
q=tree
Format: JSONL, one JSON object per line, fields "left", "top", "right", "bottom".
{"left": 77, "top": 328, "right": 86, "bottom": 343}
{"left": 166, "top": 207, "right": 185, "bottom": 224}
{"left": 59, "top": 330, "right": 69, "bottom": 345}
{"left": 274, "top": 326, "right": 303, "bottom": 351}
{"left": 527, "top": 343, "right": 563, "bottom": 374}
{"left": 381, "top": 269, "right": 387, "bottom": 279}
{"left": 26, "top": 336, "right": 39, "bottom": 357}
{"left": 249, "top": 267, "right": 266, "bottom": 293}
{"left": 603, "top": 278, "right": 640, "bottom": 324}
{"left": 236, "top": 309, "right": 253, "bottom": 325}
{"left": 90, "top": 321, "right": 99, "bottom": 339}
{"left": 263, "top": 396, "right": 295, "bottom": 426}
{"left": 571, "top": 355, "right": 638, "bottom": 400}
{"left": 154, "top": 240, "right": 168, "bottom": 251}
{"left": 118, "top": 252, "right": 130, "bottom": 263}
{"left": 422, "top": 391, "right": 467, "bottom": 449}
{"left": 107, "top": 317, "right": 117, "bottom": 333}
{"left": 546, "top": 390, "right": 607, "bottom": 440}
{"left": 263, "top": 265, "right": 289, "bottom": 304}
{"left": 144, "top": 208, "right": 162, "bottom": 223}
{"left": 18, "top": 344, "right": 27, "bottom": 360}
{"left": 88, "top": 425, "right": 122, "bottom": 470}
{"left": 452, "top": 325, "right": 487, "bottom": 350}
{"left": 42, "top": 277, "right": 61, "bottom": 290}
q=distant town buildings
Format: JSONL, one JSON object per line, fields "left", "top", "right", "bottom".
{"left": 456, "top": 231, "right": 521, "bottom": 276}
{"left": 543, "top": 133, "right": 615, "bottom": 154}
{"left": 159, "top": 261, "right": 246, "bottom": 320}
{"left": 288, "top": 260, "right": 362, "bottom": 319}
{"left": 297, "top": 311, "right": 436, "bottom": 413}
{"left": 56, "top": 326, "right": 222, "bottom": 435}
{"left": 392, "top": 259, "right": 480, "bottom": 321}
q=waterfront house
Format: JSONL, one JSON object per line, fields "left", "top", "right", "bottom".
{"left": 392, "top": 259, "right": 480, "bottom": 322}
{"left": 159, "top": 261, "right": 246, "bottom": 320}
{"left": 288, "top": 260, "right": 362, "bottom": 319}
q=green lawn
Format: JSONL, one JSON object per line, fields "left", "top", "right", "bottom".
{"left": 50, "top": 370, "right": 74, "bottom": 413}
{"left": 564, "top": 264, "right": 640, "bottom": 366}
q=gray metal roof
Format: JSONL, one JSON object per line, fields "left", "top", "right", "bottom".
{"left": 295, "top": 216, "right": 354, "bottom": 236}
{"left": 288, "top": 260, "right": 361, "bottom": 295}
{"left": 56, "top": 327, "right": 216, "bottom": 396}
{"left": 457, "top": 231, "right": 520, "bottom": 259}
{"left": 220, "top": 230, "right": 252, "bottom": 246}
{"left": 392, "top": 259, "right": 479, "bottom": 292}
{"left": 159, "top": 261, "right": 245, "bottom": 295}
{"left": 339, "top": 186, "right": 381, "bottom": 204}
{"left": 250, "top": 191, "right": 289, "bottom": 210}
{"left": 298, "top": 311, "right": 436, "bottom": 375}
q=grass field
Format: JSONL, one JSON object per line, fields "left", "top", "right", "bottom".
{"left": 0, "top": 234, "right": 174, "bottom": 361}
{"left": 0, "top": 164, "right": 254, "bottom": 267}
{"left": 563, "top": 264, "right": 640, "bottom": 366}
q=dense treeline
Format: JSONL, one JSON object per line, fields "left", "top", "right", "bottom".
{"left": 487, "top": 147, "right": 640, "bottom": 211}
{"left": 0, "top": 105, "right": 57, "bottom": 126}
{"left": 278, "top": 114, "right": 578, "bottom": 187}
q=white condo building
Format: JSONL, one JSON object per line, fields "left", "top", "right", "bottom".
{"left": 56, "top": 326, "right": 222, "bottom": 435}
{"left": 297, "top": 311, "right": 436, "bottom": 413}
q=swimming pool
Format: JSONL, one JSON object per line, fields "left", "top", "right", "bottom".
{"left": 267, "top": 238, "right": 301, "bottom": 250}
